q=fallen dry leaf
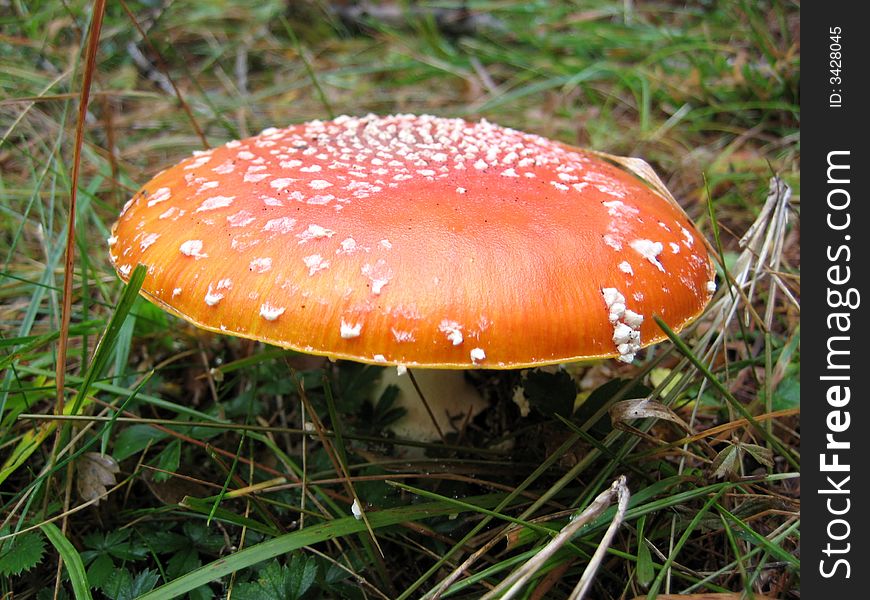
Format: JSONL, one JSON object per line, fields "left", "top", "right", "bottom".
{"left": 76, "top": 452, "right": 120, "bottom": 504}
{"left": 609, "top": 397, "right": 691, "bottom": 432}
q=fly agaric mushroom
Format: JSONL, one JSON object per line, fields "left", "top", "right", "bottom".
{"left": 108, "top": 114, "right": 714, "bottom": 435}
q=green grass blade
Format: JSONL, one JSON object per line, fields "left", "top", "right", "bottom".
{"left": 40, "top": 522, "right": 94, "bottom": 600}
{"left": 654, "top": 316, "right": 799, "bottom": 469}
{"left": 139, "top": 494, "right": 522, "bottom": 600}
{"left": 68, "top": 264, "right": 147, "bottom": 415}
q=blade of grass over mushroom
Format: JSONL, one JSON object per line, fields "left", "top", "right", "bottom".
{"left": 68, "top": 264, "right": 146, "bottom": 415}
{"left": 653, "top": 316, "right": 799, "bottom": 469}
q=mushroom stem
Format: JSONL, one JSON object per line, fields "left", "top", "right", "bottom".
{"left": 375, "top": 369, "right": 488, "bottom": 444}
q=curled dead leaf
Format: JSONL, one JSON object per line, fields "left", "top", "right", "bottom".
{"left": 609, "top": 398, "right": 691, "bottom": 433}
{"left": 76, "top": 452, "right": 120, "bottom": 504}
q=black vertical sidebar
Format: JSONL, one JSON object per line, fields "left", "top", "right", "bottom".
{"left": 803, "top": 3, "right": 870, "bottom": 596}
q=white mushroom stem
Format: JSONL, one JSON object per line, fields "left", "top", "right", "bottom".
{"left": 374, "top": 369, "right": 488, "bottom": 444}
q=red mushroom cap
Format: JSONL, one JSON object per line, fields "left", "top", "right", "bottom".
{"left": 108, "top": 114, "right": 715, "bottom": 368}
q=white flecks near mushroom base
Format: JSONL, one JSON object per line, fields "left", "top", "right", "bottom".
{"left": 340, "top": 319, "right": 362, "bottom": 339}
{"left": 351, "top": 498, "right": 363, "bottom": 520}
{"left": 512, "top": 386, "right": 531, "bottom": 417}
{"left": 439, "top": 320, "right": 464, "bottom": 346}
{"left": 259, "top": 302, "right": 286, "bottom": 321}
{"left": 119, "top": 264, "right": 132, "bottom": 277}
{"left": 470, "top": 347, "right": 486, "bottom": 363}
{"left": 602, "top": 287, "right": 644, "bottom": 363}
{"left": 396, "top": 364, "right": 408, "bottom": 376}
{"left": 303, "top": 254, "right": 330, "bottom": 276}
{"left": 373, "top": 354, "right": 387, "bottom": 363}
{"left": 707, "top": 280, "right": 717, "bottom": 293}
{"left": 180, "top": 239, "right": 208, "bottom": 259}
{"left": 629, "top": 239, "right": 665, "bottom": 272}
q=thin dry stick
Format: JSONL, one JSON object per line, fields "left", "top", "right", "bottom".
{"left": 407, "top": 369, "right": 447, "bottom": 444}
{"left": 568, "top": 477, "right": 630, "bottom": 599}
{"left": 55, "top": 0, "right": 105, "bottom": 414}
{"left": 480, "top": 476, "right": 630, "bottom": 600}
{"left": 52, "top": 6, "right": 107, "bottom": 597}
